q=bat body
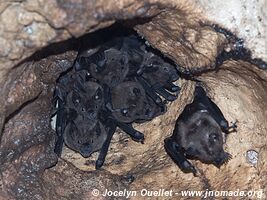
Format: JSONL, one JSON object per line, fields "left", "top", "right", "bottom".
{"left": 54, "top": 35, "right": 180, "bottom": 169}
{"left": 164, "top": 86, "right": 235, "bottom": 175}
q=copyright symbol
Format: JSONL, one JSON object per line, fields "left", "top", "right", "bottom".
{"left": 92, "top": 189, "right": 99, "bottom": 196}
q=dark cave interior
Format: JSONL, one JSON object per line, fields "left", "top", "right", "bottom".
{"left": 0, "top": 14, "right": 266, "bottom": 199}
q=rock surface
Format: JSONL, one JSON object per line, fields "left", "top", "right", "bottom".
{"left": 0, "top": 0, "right": 266, "bottom": 199}
{"left": 198, "top": 0, "right": 267, "bottom": 61}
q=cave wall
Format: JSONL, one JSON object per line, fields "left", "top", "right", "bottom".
{"left": 0, "top": 0, "right": 266, "bottom": 199}
{"left": 197, "top": 0, "right": 267, "bottom": 61}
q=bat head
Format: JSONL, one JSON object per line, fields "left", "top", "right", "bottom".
{"left": 66, "top": 81, "right": 104, "bottom": 125}
{"left": 63, "top": 118, "right": 107, "bottom": 157}
{"left": 110, "top": 81, "right": 162, "bottom": 123}
{"left": 89, "top": 48, "right": 129, "bottom": 88}
{"left": 142, "top": 54, "right": 179, "bottom": 85}
{"left": 179, "top": 111, "right": 231, "bottom": 167}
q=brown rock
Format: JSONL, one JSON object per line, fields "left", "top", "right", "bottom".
{"left": 0, "top": 0, "right": 266, "bottom": 199}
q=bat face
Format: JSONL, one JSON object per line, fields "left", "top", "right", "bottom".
{"left": 110, "top": 81, "right": 162, "bottom": 123}
{"left": 89, "top": 48, "right": 129, "bottom": 88}
{"left": 66, "top": 81, "right": 104, "bottom": 125}
{"left": 63, "top": 117, "right": 107, "bottom": 158}
{"left": 142, "top": 54, "right": 179, "bottom": 85}
{"left": 179, "top": 111, "right": 231, "bottom": 167}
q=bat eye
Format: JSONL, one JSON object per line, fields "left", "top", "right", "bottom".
{"left": 94, "top": 88, "right": 102, "bottom": 100}
{"left": 121, "top": 108, "right": 128, "bottom": 116}
{"left": 72, "top": 92, "right": 81, "bottom": 106}
{"left": 73, "top": 98, "right": 81, "bottom": 107}
{"left": 209, "top": 133, "right": 218, "bottom": 143}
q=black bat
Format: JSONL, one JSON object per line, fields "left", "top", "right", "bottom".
{"left": 63, "top": 114, "right": 107, "bottom": 158}
{"left": 109, "top": 81, "right": 164, "bottom": 123}
{"left": 74, "top": 35, "right": 180, "bottom": 104}
{"left": 53, "top": 71, "right": 104, "bottom": 157}
{"left": 164, "top": 85, "right": 236, "bottom": 175}
{"left": 136, "top": 53, "right": 180, "bottom": 104}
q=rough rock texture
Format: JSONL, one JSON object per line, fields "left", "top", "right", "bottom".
{"left": 135, "top": 9, "right": 227, "bottom": 73}
{"left": 0, "top": 50, "right": 77, "bottom": 199}
{"left": 42, "top": 159, "right": 128, "bottom": 200}
{"left": 197, "top": 60, "right": 267, "bottom": 197}
{"left": 197, "top": 0, "right": 267, "bottom": 62}
{"left": 0, "top": 0, "right": 266, "bottom": 200}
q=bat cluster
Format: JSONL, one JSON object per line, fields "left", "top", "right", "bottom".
{"left": 53, "top": 35, "right": 180, "bottom": 169}
{"left": 53, "top": 32, "right": 238, "bottom": 175}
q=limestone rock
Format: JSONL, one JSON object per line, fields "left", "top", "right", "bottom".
{"left": 0, "top": 0, "right": 266, "bottom": 199}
